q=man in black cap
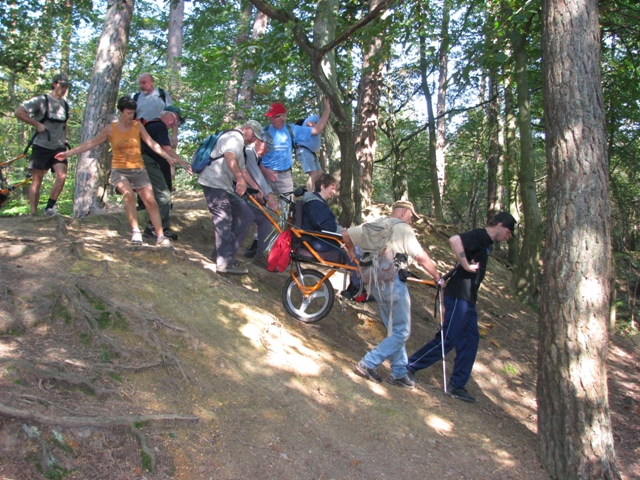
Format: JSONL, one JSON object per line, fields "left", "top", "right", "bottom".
{"left": 14, "top": 73, "right": 71, "bottom": 216}
{"left": 407, "top": 211, "right": 516, "bottom": 402}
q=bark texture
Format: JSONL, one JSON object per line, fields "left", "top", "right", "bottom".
{"left": 539, "top": 0, "right": 620, "bottom": 478}
{"left": 73, "top": 0, "right": 134, "bottom": 217}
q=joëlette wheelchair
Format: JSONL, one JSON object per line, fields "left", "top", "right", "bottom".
{"left": 248, "top": 193, "right": 358, "bottom": 323}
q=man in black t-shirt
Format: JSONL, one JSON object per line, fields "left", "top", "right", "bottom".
{"left": 141, "top": 108, "right": 191, "bottom": 240}
{"left": 407, "top": 212, "right": 516, "bottom": 402}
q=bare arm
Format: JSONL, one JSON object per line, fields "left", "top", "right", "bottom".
{"left": 415, "top": 250, "right": 441, "bottom": 282}
{"left": 222, "top": 152, "right": 247, "bottom": 196}
{"left": 310, "top": 97, "right": 331, "bottom": 136}
{"left": 15, "top": 106, "right": 46, "bottom": 133}
{"left": 341, "top": 229, "right": 357, "bottom": 262}
{"left": 449, "top": 235, "right": 478, "bottom": 273}
{"left": 55, "top": 125, "right": 112, "bottom": 160}
{"left": 161, "top": 145, "right": 192, "bottom": 174}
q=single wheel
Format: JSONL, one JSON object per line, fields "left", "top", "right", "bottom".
{"left": 282, "top": 268, "right": 335, "bottom": 323}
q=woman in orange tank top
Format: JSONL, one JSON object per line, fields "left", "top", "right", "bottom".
{"left": 57, "top": 97, "right": 189, "bottom": 247}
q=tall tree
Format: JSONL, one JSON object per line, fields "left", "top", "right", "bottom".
{"left": 73, "top": 0, "right": 135, "bottom": 217}
{"left": 435, "top": 0, "right": 450, "bottom": 221}
{"left": 538, "top": 0, "right": 620, "bottom": 478}
{"left": 167, "top": 0, "right": 184, "bottom": 97}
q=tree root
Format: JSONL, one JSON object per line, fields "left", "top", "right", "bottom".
{"left": 131, "top": 425, "right": 156, "bottom": 472}
{"left": 0, "top": 401, "right": 198, "bottom": 427}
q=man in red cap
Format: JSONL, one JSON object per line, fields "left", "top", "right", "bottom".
{"left": 260, "top": 97, "right": 331, "bottom": 198}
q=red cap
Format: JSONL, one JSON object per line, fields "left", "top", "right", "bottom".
{"left": 265, "top": 102, "right": 287, "bottom": 117}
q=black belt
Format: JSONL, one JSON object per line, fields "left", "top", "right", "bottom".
{"left": 273, "top": 168, "right": 292, "bottom": 173}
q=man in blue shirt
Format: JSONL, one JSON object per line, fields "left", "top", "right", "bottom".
{"left": 260, "top": 97, "right": 331, "bottom": 198}
{"left": 296, "top": 114, "right": 323, "bottom": 191}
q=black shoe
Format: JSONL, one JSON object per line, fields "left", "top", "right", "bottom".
{"left": 243, "top": 239, "right": 258, "bottom": 258}
{"left": 447, "top": 385, "right": 476, "bottom": 403}
{"left": 354, "top": 361, "right": 382, "bottom": 383}
{"left": 407, "top": 370, "right": 419, "bottom": 384}
{"left": 387, "top": 374, "right": 416, "bottom": 389}
{"left": 163, "top": 228, "right": 179, "bottom": 241}
{"left": 143, "top": 225, "right": 157, "bottom": 239}
{"left": 341, "top": 282, "right": 360, "bottom": 300}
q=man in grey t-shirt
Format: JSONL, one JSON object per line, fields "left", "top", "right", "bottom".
{"left": 15, "top": 74, "right": 71, "bottom": 216}
{"left": 198, "top": 120, "right": 270, "bottom": 274}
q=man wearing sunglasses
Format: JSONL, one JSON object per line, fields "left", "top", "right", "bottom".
{"left": 260, "top": 97, "right": 331, "bottom": 198}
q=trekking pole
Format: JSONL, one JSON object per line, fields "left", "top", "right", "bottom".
{"left": 437, "top": 267, "right": 458, "bottom": 394}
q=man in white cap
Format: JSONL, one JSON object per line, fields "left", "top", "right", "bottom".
{"left": 15, "top": 73, "right": 71, "bottom": 216}
{"left": 197, "top": 120, "right": 270, "bottom": 274}
{"left": 342, "top": 200, "right": 441, "bottom": 390}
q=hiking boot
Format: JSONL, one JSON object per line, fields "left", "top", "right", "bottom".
{"left": 244, "top": 239, "right": 258, "bottom": 258}
{"left": 131, "top": 230, "right": 143, "bottom": 245}
{"left": 156, "top": 235, "right": 172, "bottom": 248}
{"left": 253, "top": 255, "right": 269, "bottom": 270}
{"left": 354, "top": 360, "right": 382, "bottom": 383}
{"left": 44, "top": 207, "right": 58, "bottom": 217}
{"left": 341, "top": 283, "right": 360, "bottom": 300}
{"left": 387, "top": 374, "right": 416, "bottom": 389}
{"left": 163, "top": 228, "right": 179, "bottom": 241}
{"left": 447, "top": 385, "right": 476, "bottom": 403}
{"left": 217, "top": 262, "right": 248, "bottom": 275}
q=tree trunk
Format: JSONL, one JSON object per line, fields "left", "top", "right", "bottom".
{"left": 60, "top": 0, "right": 73, "bottom": 75}
{"left": 353, "top": 0, "right": 385, "bottom": 222}
{"left": 224, "top": 1, "right": 253, "bottom": 124}
{"left": 419, "top": 35, "right": 443, "bottom": 222}
{"left": 512, "top": 26, "right": 542, "bottom": 304}
{"left": 235, "top": 8, "right": 268, "bottom": 121}
{"left": 538, "top": 0, "right": 620, "bottom": 478}
{"left": 73, "top": 0, "right": 135, "bottom": 218}
{"left": 503, "top": 78, "right": 520, "bottom": 266}
{"left": 435, "top": 0, "right": 450, "bottom": 220}
{"left": 167, "top": 0, "right": 184, "bottom": 98}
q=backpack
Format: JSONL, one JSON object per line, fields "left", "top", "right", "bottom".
{"left": 191, "top": 129, "right": 239, "bottom": 174}
{"left": 358, "top": 217, "right": 406, "bottom": 286}
{"left": 133, "top": 88, "right": 166, "bottom": 105}
{"left": 263, "top": 124, "right": 295, "bottom": 150}
{"left": 267, "top": 230, "right": 293, "bottom": 272}
{"left": 38, "top": 94, "right": 69, "bottom": 124}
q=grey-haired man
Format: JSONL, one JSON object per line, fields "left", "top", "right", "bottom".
{"left": 197, "top": 120, "right": 269, "bottom": 274}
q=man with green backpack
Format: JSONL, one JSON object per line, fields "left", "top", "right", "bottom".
{"left": 342, "top": 201, "right": 441, "bottom": 389}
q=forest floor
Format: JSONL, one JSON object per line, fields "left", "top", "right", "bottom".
{"left": 0, "top": 190, "right": 638, "bottom": 480}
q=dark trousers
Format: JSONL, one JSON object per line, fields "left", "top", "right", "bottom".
{"left": 142, "top": 154, "right": 172, "bottom": 229}
{"left": 203, "top": 186, "right": 253, "bottom": 267}
{"left": 407, "top": 296, "right": 479, "bottom": 388}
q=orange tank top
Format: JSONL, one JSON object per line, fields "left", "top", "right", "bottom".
{"left": 110, "top": 120, "right": 144, "bottom": 169}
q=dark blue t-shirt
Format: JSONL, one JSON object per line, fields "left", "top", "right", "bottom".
{"left": 445, "top": 228, "right": 493, "bottom": 304}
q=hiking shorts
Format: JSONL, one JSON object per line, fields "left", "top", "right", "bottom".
{"left": 28, "top": 145, "right": 67, "bottom": 173}
{"left": 110, "top": 168, "right": 152, "bottom": 190}
{"left": 296, "top": 147, "right": 321, "bottom": 173}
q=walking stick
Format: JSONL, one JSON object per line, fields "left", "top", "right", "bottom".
{"left": 437, "top": 267, "right": 458, "bottom": 394}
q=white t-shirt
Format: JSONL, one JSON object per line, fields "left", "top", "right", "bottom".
{"left": 197, "top": 130, "right": 246, "bottom": 193}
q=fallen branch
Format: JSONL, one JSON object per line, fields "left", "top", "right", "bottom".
{"left": 0, "top": 402, "right": 198, "bottom": 427}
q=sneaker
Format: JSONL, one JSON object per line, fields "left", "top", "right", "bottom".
{"left": 354, "top": 361, "right": 382, "bottom": 383}
{"left": 43, "top": 207, "right": 58, "bottom": 217}
{"left": 387, "top": 374, "right": 416, "bottom": 389}
{"left": 243, "top": 239, "right": 258, "bottom": 258}
{"left": 217, "top": 262, "right": 248, "bottom": 275}
{"left": 131, "top": 230, "right": 143, "bottom": 245}
{"left": 253, "top": 255, "right": 269, "bottom": 270}
{"left": 341, "top": 282, "right": 360, "bottom": 300}
{"left": 447, "top": 385, "right": 476, "bottom": 403}
{"left": 163, "top": 228, "right": 179, "bottom": 241}
{"left": 156, "top": 235, "right": 172, "bottom": 248}
{"left": 143, "top": 225, "right": 157, "bottom": 239}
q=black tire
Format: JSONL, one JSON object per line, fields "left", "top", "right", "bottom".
{"left": 282, "top": 268, "right": 335, "bottom": 323}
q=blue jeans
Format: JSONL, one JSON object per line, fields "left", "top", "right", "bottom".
{"left": 361, "top": 276, "right": 411, "bottom": 378}
{"left": 407, "top": 296, "right": 479, "bottom": 388}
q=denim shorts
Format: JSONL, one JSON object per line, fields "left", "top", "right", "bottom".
{"left": 296, "top": 147, "right": 321, "bottom": 173}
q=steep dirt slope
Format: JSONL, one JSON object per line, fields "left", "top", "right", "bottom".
{"left": 0, "top": 191, "right": 637, "bottom": 479}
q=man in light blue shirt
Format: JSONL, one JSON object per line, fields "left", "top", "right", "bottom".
{"left": 260, "top": 97, "right": 331, "bottom": 198}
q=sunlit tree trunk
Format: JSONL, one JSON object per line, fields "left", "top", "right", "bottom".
{"left": 235, "top": 8, "right": 268, "bottom": 121}
{"left": 60, "top": 0, "right": 73, "bottom": 75}
{"left": 538, "top": 0, "right": 620, "bottom": 477}
{"left": 167, "top": 0, "right": 184, "bottom": 98}
{"left": 435, "top": 0, "right": 450, "bottom": 220}
{"left": 224, "top": 1, "right": 253, "bottom": 124}
{"left": 73, "top": 0, "right": 134, "bottom": 217}
{"left": 503, "top": 76, "right": 520, "bottom": 266}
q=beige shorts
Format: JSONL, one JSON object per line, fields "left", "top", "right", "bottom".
{"left": 110, "top": 168, "right": 152, "bottom": 190}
